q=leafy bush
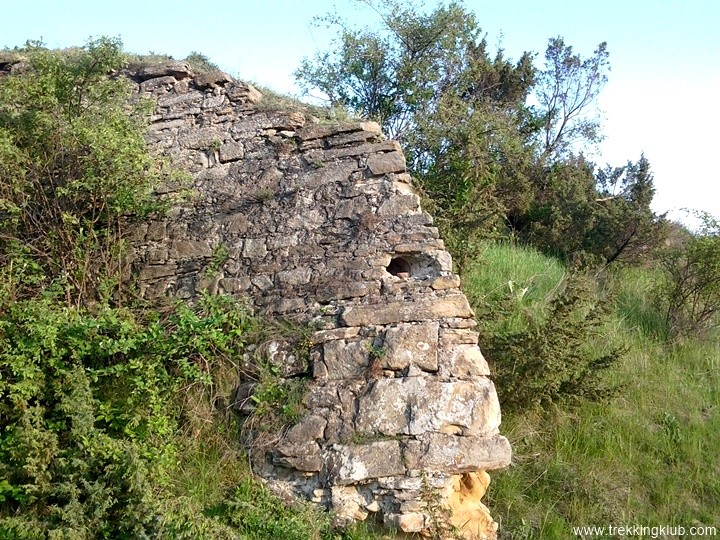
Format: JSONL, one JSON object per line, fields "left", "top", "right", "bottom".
{"left": 660, "top": 213, "right": 720, "bottom": 341}
{"left": 0, "top": 37, "right": 179, "bottom": 306}
{"left": 0, "top": 293, "right": 256, "bottom": 536}
{"left": 478, "top": 273, "right": 622, "bottom": 411}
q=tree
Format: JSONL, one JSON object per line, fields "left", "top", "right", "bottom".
{"left": 516, "top": 154, "right": 665, "bottom": 266}
{"left": 296, "top": 1, "right": 537, "bottom": 269}
{"left": 534, "top": 37, "right": 609, "bottom": 160}
{"left": 592, "top": 154, "right": 666, "bottom": 265}
{"left": 297, "top": 2, "right": 664, "bottom": 271}
{"left": 296, "top": 1, "right": 535, "bottom": 144}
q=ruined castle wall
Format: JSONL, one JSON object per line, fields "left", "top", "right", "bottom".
{"left": 129, "top": 62, "right": 511, "bottom": 539}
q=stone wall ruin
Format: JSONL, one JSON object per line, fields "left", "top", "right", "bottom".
{"left": 129, "top": 62, "right": 511, "bottom": 539}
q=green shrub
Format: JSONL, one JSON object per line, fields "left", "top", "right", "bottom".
{"left": 184, "top": 51, "right": 220, "bottom": 74}
{"left": 659, "top": 213, "right": 720, "bottom": 341}
{"left": 478, "top": 273, "right": 622, "bottom": 411}
{"left": 0, "top": 37, "right": 178, "bottom": 306}
{"left": 0, "top": 293, "right": 255, "bottom": 536}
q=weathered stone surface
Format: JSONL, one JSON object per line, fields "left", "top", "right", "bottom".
{"left": 429, "top": 274, "right": 461, "bottom": 290}
{"left": 218, "top": 277, "right": 251, "bottom": 294}
{"left": 311, "top": 327, "right": 361, "bottom": 345}
{"left": 136, "top": 61, "right": 193, "bottom": 81}
{"left": 178, "top": 127, "right": 222, "bottom": 149}
{"left": 367, "top": 151, "right": 406, "bottom": 175}
{"left": 404, "top": 434, "right": 512, "bottom": 473}
{"left": 356, "top": 377, "right": 502, "bottom": 437}
{"left": 328, "top": 441, "right": 406, "bottom": 484}
{"left": 438, "top": 344, "right": 491, "bottom": 379}
{"left": 274, "top": 415, "right": 326, "bottom": 471}
{"left": 170, "top": 240, "right": 213, "bottom": 259}
{"left": 296, "top": 121, "right": 381, "bottom": 142}
{"left": 446, "top": 472, "right": 499, "bottom": 540}
{"left": 341, "top": 294, "right": 473, "bottom": 326}
{"left": 383, "top": 322, "right": 439, "bottom": 372}
{"left": 193, "top": 70, "right": 234, "bottom": 88}
{"left": 242, "top": 238, "right": 267, "bottom": 259}
{"left": 227, "top": 82, "right": 263, "bottom": 103}
{"left": 385, "top": 512, "right": 426, "bottom": 533}
{"left": 138, "top": 263, "right": 176, "bottom": 280}
{"left": 140, "top": 75, "right": 177, "bottom": 92}
{"left": 321, "top": 339, "right": 371, "bottom": 380}
{"left": 331, "top": 486, "right": 370, "bottom": 525}
{"left": 219, "top": 141, "right": 244, "bottom": 162}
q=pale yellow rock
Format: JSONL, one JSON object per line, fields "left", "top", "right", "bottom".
{"left": 446, "top": 472, "right": 499, "bottom": 540}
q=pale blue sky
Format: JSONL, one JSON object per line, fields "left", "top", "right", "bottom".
{"left": 4, "top": 0, "right": 719, "bottom": 222}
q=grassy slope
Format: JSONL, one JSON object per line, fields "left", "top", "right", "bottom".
{"left": 463, "top": 243, "right": 720, "bottom": 539}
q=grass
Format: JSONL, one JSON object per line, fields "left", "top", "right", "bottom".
{"left": 463, "top": 241, "right": 720, "bottom": 539}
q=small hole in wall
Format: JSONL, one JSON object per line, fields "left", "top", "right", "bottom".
{"left": 387, "top": 257, "right": 411, "bottom": 278}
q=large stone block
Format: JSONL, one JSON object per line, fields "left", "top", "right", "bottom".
{"left": 355, "top": 377, "right": 501, "bottom": 437}
{"left": 367, "top": 151, "right": 407, "bottom": 175}
{"left": 438, "top": 344, "right": 491, "bottom": 379}
{"left": 383, "top": 322, "right": 439, "bottom": 372}
{"left": 328, "top": 441, "right": 406, "bottom": 484}
{"left": 178, "top": 127, "right": 223, "bottom": 150}
{"left": 321, "top": 339, "right": 372, "bottom": 380}
{"left": 136, "top": 61, "right": 193, "bottom": 81}
{"left": 340, "top": 294, "right": 474, "bottom": 326}
{"left": 403, "top": 433, "right": 511, "bottom": 473}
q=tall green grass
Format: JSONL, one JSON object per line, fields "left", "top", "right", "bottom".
{"left": 464, "top": 242, "right": 720, "bottom": 539}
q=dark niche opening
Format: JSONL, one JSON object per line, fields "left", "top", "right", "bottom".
{"left": 385, "top": 253, "right": 444, "bottom": 279}
{"left": 386, "top": 257, "right": 412, "bottom": 278}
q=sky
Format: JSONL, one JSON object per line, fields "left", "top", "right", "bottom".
{"left": 3, "top": 0, "right": 719, "bottom": 224}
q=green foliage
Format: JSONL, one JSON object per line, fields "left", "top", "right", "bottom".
{"left": 296, "top": 0, "right": 535, "bottom": 142}
{"left": 478, "top": 272, "right": 622, "bottom": 411}
{"left": 247, "top": 363, "right": 308, "bottom": 432}
{"left": 0, "top": 37, "right": 178, "bottom": 306}
{"left": 515, "top": 154, "right": 666, "bottom": 266}
{"left": 206, "top": 244, "right": 231, "bottom": 277}
{"left": 0, "top": 40, "right": 349, "bottom": 539}
{"left": 297, "top": 2, "right": 665, "bottom": 272}
{"left": 0, "top": 293, "right": 256, "bottom": 537}
{"left": 466, "top": 243, "right": 622, "bottom": 412}
{"left": 535, "top": 37, "right": 609, "bottom": 159}
{"left": 468, "top": 243, "right": 719, "bottom": 537}
{"left": 184, "top": 51, "right": 220, "bottom": 73}
{"left": 659, "top": 213, "right": 720, "bottom": 341}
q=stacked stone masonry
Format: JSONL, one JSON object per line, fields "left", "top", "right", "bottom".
{"left": 129, "top": 62, "right": 511, "bottom": 539}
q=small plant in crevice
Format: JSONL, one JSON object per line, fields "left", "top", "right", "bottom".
{"left": 365, "top": 340, "right": 386, "bottom": 380}
{"left": 246, "top": 362, "right": 308, "bottom": 433}
{"left": 233, "top": 319, "right": 317, "bottom": 459}
{"left": 251, "top": 187, "right": 277, "bottom": 204}
{"left": 419, "top": 473, "right": 460, "bottom": 540}
{"left": 310, "top": 157, "right": 326, "bottom": 169}
{"left": 205, "top": 243, "right": 230, "bottom": 277}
